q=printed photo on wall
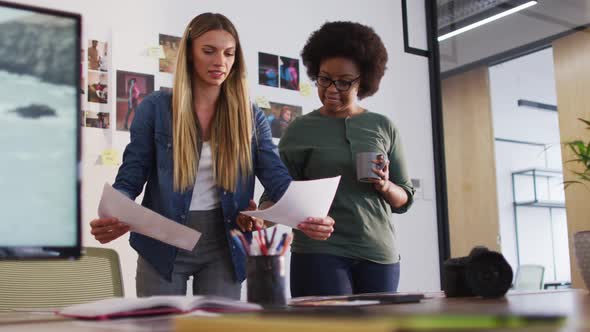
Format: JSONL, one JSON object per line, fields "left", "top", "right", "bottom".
{"left": 279, "top": 56, "right": 299, "bottom": 91}
{"left": 87, "top": 39, "right": 108, "bottom": 72}
{"left": 260, "top": 102, "right": 302, "bottom": 139}
{"left": 116, "top": 70, "right": 154, "bottom": 131}
{"left": 258, "top": 52, "right": 278, "bottom": 88}
{"left": 87, "top": 71, "right": 108, "bottom": 104}
{"left": 84, "top": 111, "right": 110, "bottom": 129}
{"left": 159, "top": 34, "right": 181, "bottom": 73}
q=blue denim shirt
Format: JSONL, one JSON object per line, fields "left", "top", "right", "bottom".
{"left": 113, "top": 91, "right": 291, "bottom": 282}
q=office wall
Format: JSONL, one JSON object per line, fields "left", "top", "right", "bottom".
{"left": 442, "top": 67, "right": 501, "bottom": 257}
{"left": 488, "top": 48, "right": 570, "bottom": 283}
{"left": 553, "top": 30, "right": 590, "bottom": 289}
{"left": 16, "top": 0, "right": 439, "bottom": 296}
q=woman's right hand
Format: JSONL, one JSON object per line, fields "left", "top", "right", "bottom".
{"left": 89, "top": 218, "right": 130, "bottom": 244}
{"left": 236, "top": 200, "right": 265, "bottom": 232}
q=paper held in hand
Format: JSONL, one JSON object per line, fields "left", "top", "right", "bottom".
{"left": 98, "top": 183, "right": 200, "bottom": 251}
{"left": 241, "top": 176, "right": 341, "bottom": 228}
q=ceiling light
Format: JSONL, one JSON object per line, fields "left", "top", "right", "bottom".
{"left": 438, "top": 0, "right": 538, "bottom": 42}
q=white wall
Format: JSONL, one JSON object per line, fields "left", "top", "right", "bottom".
{"left": 489, "top": 48, "right": 570, "bottom": 283}
{"left": 16, "top": 0, "right": 440, "bottom": 296}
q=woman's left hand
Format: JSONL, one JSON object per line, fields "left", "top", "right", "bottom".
{"left": 296, "top": 216, "right": 335, "bottom": 240}
{"left": 369, "top": 155, "right": 391, "bottom": 194}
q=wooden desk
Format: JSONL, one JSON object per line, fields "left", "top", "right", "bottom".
{"left": 0, "top": 289, "right": 587, "bottom": 331}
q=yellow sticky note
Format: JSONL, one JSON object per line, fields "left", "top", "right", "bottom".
{"left": 148, "top": 46, "right": 165, "bottom": 59}
{"left": 255, "top": 96, "right": 271, "bottom": 109}
{"left": 299, "top": 82, "right": 313, "bottom": 97}
{"left": 101, "top": 149, "right": 121, "bottom": 166}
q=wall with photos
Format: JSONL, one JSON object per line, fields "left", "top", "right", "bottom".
{"left": 489, "top": 48, "right": 570, "bottom": 283}
{"left": 17, "top": 0, "right": 439, "bottom": 297}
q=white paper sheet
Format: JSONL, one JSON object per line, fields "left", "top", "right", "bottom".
{"left": 97, "top": 183, "right": 200, "bottom": 251}
{"left": 241, "top": 176, "right": 341, "bottom": 228}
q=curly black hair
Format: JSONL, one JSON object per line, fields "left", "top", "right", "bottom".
{"left": 300, "top": 21, "right": 388, "bottom": 99}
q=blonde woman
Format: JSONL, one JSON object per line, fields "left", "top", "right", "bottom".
{"left": 89, "top": 13, "right": 334, "bottom": 298}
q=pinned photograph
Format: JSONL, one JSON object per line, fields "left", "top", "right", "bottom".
{"left": 87, "top": 39, "right": 108, "bottom": 72}
{"left": 159, "top": 34, "right": 180, "bottom": 73}
{"left": 258, "top": 52, "right": 278, "bottom": 88}
{"left": 116, "top": 70, "right": 154, "bottom": 131}
{"left": 260, "top": 102, "right": 302, "bottom": 138}
{"left": 84, "top": 111, "right": 110, "bottom": 129}
{"left": 279, "top": 56, "right": 299, "bottom": 91}
{"left": 87, "top": 71, "right": 108, "bottom": 104}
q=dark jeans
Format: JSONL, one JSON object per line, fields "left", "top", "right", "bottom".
{"left": 290, "top": 252, "right": 400, "bottom": 297}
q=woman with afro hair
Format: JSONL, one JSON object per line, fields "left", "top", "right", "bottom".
{"left": 267, "top": 21, "right": 415, "bottom": 296}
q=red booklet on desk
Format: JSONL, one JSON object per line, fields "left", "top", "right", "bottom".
{"left": 57, "top": 295, "right": 262, "bottom": 320}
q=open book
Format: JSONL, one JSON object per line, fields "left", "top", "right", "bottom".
{"left": 58, "top": 296, "right": 262, "bottom": 320}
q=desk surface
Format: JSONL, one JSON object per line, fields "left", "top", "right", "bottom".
{"left": 0, "top": 289, "right": 588, "bottom": 332}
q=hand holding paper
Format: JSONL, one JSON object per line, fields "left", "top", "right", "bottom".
{"left": 241, "top": 176, "right": 340, "bottom": 229}
{"left": 90, "top": 217, "right": 130, "bottom": 244}
{"left": 296, "top": 215, "right": 335, "bottom": 240}
{"left": 97, "top": 183, "right": 200, "bottom": 251}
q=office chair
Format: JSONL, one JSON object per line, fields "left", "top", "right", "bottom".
{"left": 513, "top": 264, "right": 545, "bottom": 291}
{"left": 0, "top": 247, "right": 123, "bottom": 311}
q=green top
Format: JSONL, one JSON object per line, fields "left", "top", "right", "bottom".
{"left": 277, "top": 109, "right": 415, "bottom": 264}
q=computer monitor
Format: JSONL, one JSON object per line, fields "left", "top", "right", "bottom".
{"left": 0, "top": 1, "right": 81, "bottom": 259}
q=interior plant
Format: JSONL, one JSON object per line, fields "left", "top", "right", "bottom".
{"left": 563, "top": 118, "right": 590, "bottom": 188}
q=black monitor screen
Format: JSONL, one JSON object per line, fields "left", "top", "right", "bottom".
{"left": 0, "top": 1, "right": 81, "bottom": 258}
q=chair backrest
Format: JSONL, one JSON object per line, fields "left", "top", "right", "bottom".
{"left": 0, "top": 247, "right": 123, "bottom": 311}
{"left": 514, "top": 264, "right": 545, "bottom": 290}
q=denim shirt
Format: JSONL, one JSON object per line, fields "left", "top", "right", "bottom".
{"left": 113, "top": 91, "right": 291, "bottom": 282}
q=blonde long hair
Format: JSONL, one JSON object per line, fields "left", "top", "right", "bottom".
{"left": 172, "top": 13, "right": 252, "bottom": 193}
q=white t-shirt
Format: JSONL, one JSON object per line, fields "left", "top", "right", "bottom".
{"left": 189, "top": 142, "right": 220, "bottom": 211}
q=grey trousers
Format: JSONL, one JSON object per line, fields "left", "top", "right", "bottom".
{"left": 136, "top": 208, "right": 241, "bottom": 299}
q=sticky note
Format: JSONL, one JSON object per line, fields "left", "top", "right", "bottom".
{"left": 101, "top": 148, "right": 121, "bottom": 166}
{"left": 148, "top": 46, "right": 165, "bottom": 59}
{"left": 299, "top": 82, "right": 313, "bottom": 97}
{"left": 255, "top": 96, "right": 271, "bottom": 109}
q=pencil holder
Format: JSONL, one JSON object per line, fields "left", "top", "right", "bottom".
{"left": 246, "top": 255, "right": 286, "bottom": 307}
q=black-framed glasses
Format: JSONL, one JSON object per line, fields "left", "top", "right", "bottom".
{"left": 316, "top": 75, "right": 360, "bottom": 92}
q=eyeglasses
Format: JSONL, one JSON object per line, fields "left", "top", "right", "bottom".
{"left": 316, "top": 75, "right": 360, "bottom": 92}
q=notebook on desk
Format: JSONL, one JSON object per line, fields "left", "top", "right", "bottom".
{"left": 289, "top": 292, "right": 425, "bottom": 307}
{"left": 57, "top": 295, "right": 261, "bottom": 320}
